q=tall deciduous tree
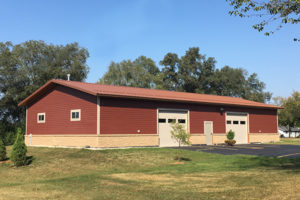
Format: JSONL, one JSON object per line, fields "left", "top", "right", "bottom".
{"left": 274, "top": 91, "right": 300, "bottom": 137}
{"left": 0, "top": 40, "right": 89, "bottom": 141}
{"left": 99, "top": 56, "right": 159, "bottom": 88}
{"left": 99, "top": 47, "right": 271, "bottom": 103}
{"left": 160, "top": 47, "right": 216, "bottom": 93}
{"left": 227, "top": 0, "right": 300, "bottom": 41}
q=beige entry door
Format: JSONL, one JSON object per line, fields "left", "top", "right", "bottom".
{"left": 158, "top": 110, "right": 188, "bottom": 147}
{"left": 226, "top": 112, "right": 248, "bottom": 144}
{"left": 204, "top": 121, "right": 213, "bottom": 145}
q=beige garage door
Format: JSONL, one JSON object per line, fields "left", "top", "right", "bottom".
{"left": 158, "top": 110, "right": 188, "bottom": 147}
{"left": 226, "top": 112, "right": 248, "bottom": 144}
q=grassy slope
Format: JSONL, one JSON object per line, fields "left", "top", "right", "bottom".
{"left": 1, "top": 147, "right": 300, "bottom": 200}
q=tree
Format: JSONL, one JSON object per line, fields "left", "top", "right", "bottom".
{"left": 99, "top": 56, "right": 160, "bottom": 88}
{"left": 0, "top": 139, "right": 7, "bottom": 161}
{"left": 160, "top": 48, "right": 271, "bottom": 102}
{"left": 158, "top": 53, "right": 180, "bottom": 90}
{"left": 10, "top": 128, "right": 27, "bottom": 166}
{"left": 274, "top": 91, "right": 300, "bottom": 137}
{"left": 160, "top": 47, "right": 216, "bottom": 93}
{"left": 243, "top": 73, "right": 272, "bottom": 102}
{"left": 227, "top": 0, "right": 300, "bottom": 40}
{"left": 170, "top": 122, "right": 191, "bottom": 162}
{"left": 99, "top": 47, "right": 271, "bottom": 103}
{"left": 211, "top": 66, "right": 247, "bottom": 97}
{"left": 0, "top": 40, "right": 89, "bottom": 142}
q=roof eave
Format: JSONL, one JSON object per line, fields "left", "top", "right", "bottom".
{"left": 96, "top": 93, "right": 281, "bottom": 110}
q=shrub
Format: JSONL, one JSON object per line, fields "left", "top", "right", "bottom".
{"left": 4, "top": 131, "right": 17, "bottom": 145}
{"left": 227, "top": 130, "right": 235, "bottom": 140}
{"left": 225, "top": 130, "right": 236, "bottom": 146}
{"left": 10, "top": 128, "right": 27, "bottom": 167}
{"left": 0, "top": 139, "right": 7, "bottom": 161}
{"left": 224, "top": 139, "right": 236, "bottom": 146}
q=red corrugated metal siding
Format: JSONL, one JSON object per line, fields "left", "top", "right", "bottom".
{"left": 27, "top": 88, "right": 277, "bottom": 136}
{"left": 27, "top": 85, "right": 97, "bottom": 135}
{"left": 249, "top": 109, "right": 277, "bottom": 133}
{"left": 225, "top": 107, "right": 278, "bottom": 133}
{"left": 100, "top": 97, "right": 278, "bottom": 135}
{"left": 100, "top": 98, "right": 157, "bottom": 134}
{"left": 189, "top": 107, "right": 225, "bottom": 133}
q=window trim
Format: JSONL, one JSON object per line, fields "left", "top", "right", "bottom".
{"left": 37, "top": 113, "right": 45, "bottom": 123}
{"left": 70, "top": 109, "right": 81, "bottom": 121}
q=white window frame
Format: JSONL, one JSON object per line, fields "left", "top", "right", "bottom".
{"left": 37, "top": 113, "right": 45, "bottom": 123}
{"left": 70, "top": 109, "right": 81, "bottom": 121}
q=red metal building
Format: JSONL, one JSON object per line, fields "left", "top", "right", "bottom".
{"left": 19, "top": 79, "right": 280, "bottom": 148}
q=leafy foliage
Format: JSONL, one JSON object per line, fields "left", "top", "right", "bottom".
{"left": 227, "top": 0, "right": 300, "bottom": 41}
{"left": 0, "top": 138, "right": 7, "bottom": 161}
{"left": 100, "top": 47, "right": 271, "bottom": 103}
{"left": 225, "top": 130, "right": 236, "bottom": 146}
{"left": 10, "top": 128, "right": 27, "bottom": 166}
{"left": 227, "top": 130, "right": 235, "bottom": 140}
{"left": 170, "top": 123, "right": 191, "bottom": 146}
{"left": 0, "top": 40, "right": 89, "bottom": 140}
{"left": 99, "top": 56, "right": 159, "bottom": 88}
{"left": 171, "top": 122, "right": 191, "bottom": 161}
{"left": 274, "top": 91, "right": 300, "bottom": 137}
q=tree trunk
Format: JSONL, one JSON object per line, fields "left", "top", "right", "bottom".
{"left": 288, "top": 125, "right": 291, "bottom": 138}
{"left": 178, "top": 141, "right": 181, "bottom": 161}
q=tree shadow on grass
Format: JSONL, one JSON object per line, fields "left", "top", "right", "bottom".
{"left": 233, "top": 155, "right": 300, "bottom": 172}
{"left": 173, "top": 157, "right": 192, "bottom": 161}
{"left": 26, "top": 156, "right": 34, "bottom": 165}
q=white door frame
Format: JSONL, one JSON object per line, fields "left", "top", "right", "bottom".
{"left": 225, "top": 112, "right": 249, "bottom": 144}
{"left": 157, "top": 108, "right": 190, "bottom": 147}
{"left": 204, "top": 121, "right": 213, "bottom": 145}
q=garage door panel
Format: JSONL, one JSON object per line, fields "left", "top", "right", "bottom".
{"left": 158, "top": 110, "right": 187, "bottom": 147}
{"left": 226, "top": 113, "right": 248, "bottom": 144}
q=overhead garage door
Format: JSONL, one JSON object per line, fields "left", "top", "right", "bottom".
{"left": 226, "top": 112, "right": 248, "bottom": 144}
{"left": 158, "top": 110, "right": 188, "bottom": 147}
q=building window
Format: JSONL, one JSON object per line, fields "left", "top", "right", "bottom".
{"left": 178, "top": 119, "right": 186, "bottom": 124}
{"left": 226, "top": 120, "right": 231, "bottom": 124}
{"left": 70, "top": 109, "right": 81, "bottom": 121}
{"left": 37, "top": 113, "right": 45, "bottom": 123}
{"left": 158, "top": 118, "right": 166, "bottom": 123}
{"left": 233, "top": 121, "right": 239, "bottom": 125}
{"left": 240, "top": 121, "right": 246, "bottom": 125}
{"left": 168, "top": 119, "right": 176, "bottom": 123}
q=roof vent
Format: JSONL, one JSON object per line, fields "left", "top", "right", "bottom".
{"left": 67, "top": 74, "right": 70, "bottom": 81}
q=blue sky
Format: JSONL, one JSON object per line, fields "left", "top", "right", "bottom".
{"left": 0, "top": 0, "right": 299, "bottom": 98}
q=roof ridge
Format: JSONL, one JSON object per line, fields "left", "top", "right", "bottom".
{"left": 18, "top": 79, "right": 281, "bottom": 109}
{"left": 53, "top": 79, "right": 255, "bottom": 101}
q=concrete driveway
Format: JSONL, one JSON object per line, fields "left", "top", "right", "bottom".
{"left": 175, "top": 144, "right": 300, "bottom": 158}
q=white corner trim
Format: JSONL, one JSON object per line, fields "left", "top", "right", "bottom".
{"left": 97, "top": 96, "right": 100, "bottom": 135}
{"left": 70, "top": 109, "right": 81, "bottom": 121}
{"left": 37, "top": 112, "right": 46, "bottom": 123}
{"left": 26, "top": 107, "right": 28, "bottom": 134}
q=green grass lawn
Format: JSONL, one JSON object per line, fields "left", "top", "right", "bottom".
{"left": 274, "top": 138, "right": 300, "bottom": 145}
{"left": 1, "top": 146, "right": 300, "bottom": 200}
